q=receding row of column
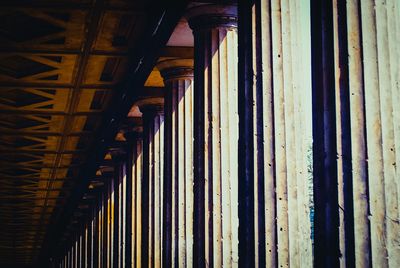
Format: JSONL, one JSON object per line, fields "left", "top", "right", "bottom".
{"left": 237, "top": 0, "right": 400, "bottom": 267}
{"left": 58, "top": 137, "right": 143, "bottom": 268}
{"left": 58, "top": 1, "right": 399, "bottom": 267}
{"left": 58, "top": 4, "right": 241, "bottom": 266}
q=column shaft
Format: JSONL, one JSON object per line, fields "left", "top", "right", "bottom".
{"left": 104, "top": 176, "right": 110, "bottom": 267}
{"left": 160, "top": 61, "right": 194, "bottom": 267}
{"left": 306, "top": 0, "right": 400, "bottom": 266}
{"left": 131, "top": 137, "right": 143, "bottom": 268}
{"left": 140, "top": 105, "right": 164, "bottom": 268}
{"left": 344, "top": 0, "right": 400, "bottom": 266}
{"left": 103, "top": 180, "right": 108, "bottom": 268}
{"left": 188, "top": 5, "right": 239, "bottom": 267}
{"left": 311, "top": 0, "right": 340, "bottom": 267}
{"left": 125, "top": 144, "right": 133, "bottom": 268}
{"left": 113, "top": 167, "right": 119, "bottom": 268}
{"left": 238, "top": 0, "right": 313, "bottom": 267}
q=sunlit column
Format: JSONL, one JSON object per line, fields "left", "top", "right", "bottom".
{"left": 106, "top": 174, "right": 112, "bottom": 268}
{"left": 334, "top": 0, "right": 400, "bottom": 267}
{"left": 121, "top": 160, "right": 127, "bottom": 267}
{"left": 118, "top": 163, "right": 124, "bottom": 267}
{"left": 131, "top": 134, "right": 143, "bottom": 268}
{"left": 187, "top": 4, "right": 239, "bottom": 267}
{"left": 109, "top": 146, "right": 128, "bottom": 268}
{"left": 122, "top": 130, "right": 143, "bottom": 267}
{"left": 97, "top": 195, "right": 102, "bottom": 268}
{"left": 238, "top": 0, "right": 313, "bottom": 267}
{"left": 157, "top": 59, "right": 194, "bottom": 267}
{"left": 138, "top": 98, "right": 164, "bottom": 268}
{"left": 305, "top": 0, "right": 400, "bottom": 266}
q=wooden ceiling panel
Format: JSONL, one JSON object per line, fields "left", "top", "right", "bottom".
{"left": 0, "top": 135, "right": 59, "bottom": 151}
{"left": 0, "top": 0, "right": 150, "bottom": 264}
{"left": 0, "top": 9, "right": 87, "bottom": 50}
{"left": 64, "top": 136, "right": 81, "bottom": 151}
{"left": 0, "top": 88, "right": 72, "bottom": 112}
{"left": 0, "top": 54, "right": 77, "bottom": 84}
{"left": 0, "top": 152, "right": 48, "bottom": 166}
{"left": 0, "top": 114, "right": 66, "bottom": 133}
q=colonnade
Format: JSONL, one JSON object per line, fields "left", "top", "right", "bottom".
{"left": 58, "top": 1, "right": 399, "bottom": 267}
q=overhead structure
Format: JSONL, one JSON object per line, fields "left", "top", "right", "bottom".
{"left": 0, "top": 0, "right": 150, "bottom": 265}
{"left": 0, "top": 0, "right": 399, "bottom": 267}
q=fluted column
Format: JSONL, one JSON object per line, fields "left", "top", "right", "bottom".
{"left": 157, "top": 59, "right": 194, "bottom": 267}
{"left": 310, "top": 1, "right": 341, "bottom": 267}
{"left": 337, "top": 1, "right": 400, "bottom": 267}
{"left": 237, "top": 1, "right": 314, "bottom": 267}
{"left": 97, "top": 187, "right": 104, "bottom": 267}
{"left": 187, "top": 4, "right": 239, "bottom": 267}
{"left": 137, "top": 98, "right": 164, "bottom": 268}
{"left": 124, "top": 131, "right": 143, "bottom": 268}
{"left": 110, "top": 147, "right": 128, "bottom": 268}
{"left": 308, "top": 0, "right": 400, "bottom": 266}
{"left": 108, "top": 149, "right": 125, "bottom": 268}
{"left": 86, "top": 215, "right": 92, "bottom": 268}
{"left": 133, "top": 135, "right": 143, "bottom": 268}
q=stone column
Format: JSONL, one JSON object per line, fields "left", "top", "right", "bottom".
{"left": 137, "top": 98, "right": 164, "bottom": 268}
{"left": 132, "top": 134, "right": 143, "bottom": 268}
{"left": 110, "top": 147, "right": 128, "bottom": 268}
{"left": 124, "top": 131, "right": 143, "bottom": 268}
{"left": 107, "top": 147, "right": 125, "bottom": 268}
{"left": 342, "top": 0, "right": 400, "bottom": 267}
{"left": 157, "top": 59, "right": 194, "bottom": 267}
{"left": 187, "top": 4, "right": 239, "bottom": 267}
{"left": 86, "top": 214, "right": 92, "bottom": 268}
{"left": 238, "top": 1, "right": 314, "bottom": 267}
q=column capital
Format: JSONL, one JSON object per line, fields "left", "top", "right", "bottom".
{"left": 157, "top": 59, "right": 193, "bottom": 82}
{"left": 185, "top": 4, "right": 237, "bottom": 31}
{"left": 135, "top": 97, "right": 164, "bottom": 116}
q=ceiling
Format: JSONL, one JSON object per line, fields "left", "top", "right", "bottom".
{"left": 0, "top": 0, "right": 148, "bottom": 264}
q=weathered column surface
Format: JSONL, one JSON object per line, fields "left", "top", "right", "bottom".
{"left": 137, "top": 98, "right": 164, "bottom": 268}
{"left": 124, "top": 132, "right": 143, "bottom": 268}
{"left": 341, "top": 1, "right": 400, "bottom": 267}
{"left": 238, "top": 1, "right": 314, "bottom": 267}
{"left": 157, "top": 59, "right": 193, "bottom": 267}
{"left": 109, "top": 149, "right": 126, "bottom": 268}
{"left": 158, "top": 59, "right": 194, "bottom": 268}
{"left": 187, "top": 4, "right": 239, "bottom": 267}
